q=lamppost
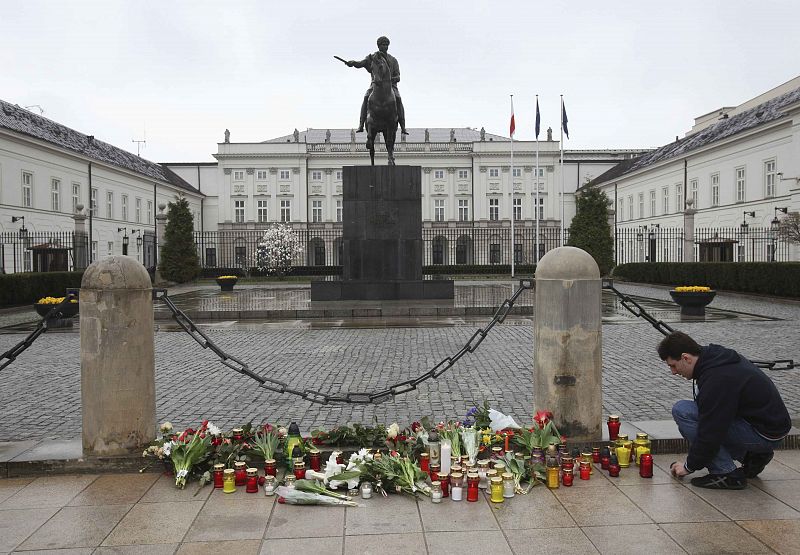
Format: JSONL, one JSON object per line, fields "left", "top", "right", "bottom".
{"left": 741, "top": 211, "right": 755, "bottom": 261}
{"left": 11, "top": 216, "right": 27, "bottom": 273}
{"left": 770, "top": 208, "right": 788, "bottom": 262}
{"left": 131, "top": 229, "right": 142, "bottom": 261}
{"left": 117, "top": 227, "right": 129, "bottom": 256}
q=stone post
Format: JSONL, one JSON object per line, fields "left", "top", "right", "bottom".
{"left": 81, "top": 256, "right": 155, "bottom": 456}
{"left": 683, "top": 198, "right": 697, "bottom": 262}
{"left": 534, "top": 246, "right": 602, "bottom": 441}
{"left": 72, "top": 203, "right": 88, "bottom": 271}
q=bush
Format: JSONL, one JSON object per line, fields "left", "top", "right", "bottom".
{"left": 611, "top": 262, "right": 800, "bottom": 297}
{"left": 0, "top": 271, "right": 84, "bottom": 307}
{"left": 159, "top": 196, "right": 200, "bottom": 283}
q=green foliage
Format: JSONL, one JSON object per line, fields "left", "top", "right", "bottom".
{"left": 612, "top": 262, "right": 800, "bottom": 297}
{"left": 0, "top": 271, "right": 83, "bottom": 307}
{"left": 159, "top": 196, "right": 200, "bottom": 283}
{"left": 567, "top": 186, "right": 614, "bottom": 275}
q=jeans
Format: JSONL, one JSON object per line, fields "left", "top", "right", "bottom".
{"left": 672, "top": 399, "right": 780, "bottom": 474}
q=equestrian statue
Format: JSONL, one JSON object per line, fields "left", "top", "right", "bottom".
{"left": 337, "top": 36, "right": 408, "bottom": 165}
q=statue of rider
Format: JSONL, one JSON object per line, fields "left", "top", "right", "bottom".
{"left": 346, "top": 36, "right": 408, "bottom": 136}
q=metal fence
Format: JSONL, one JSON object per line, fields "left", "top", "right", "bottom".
{"left": 192, "top": 227, "right": 569, "bottom": 269}
{"left": 615, "top": 226, "right": 791, "bottom": 264}
{"left": 0, "top": 231, "right": 87, "bottom": 274}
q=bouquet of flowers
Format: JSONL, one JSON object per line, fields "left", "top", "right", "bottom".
{"left": 501, "top": 451, "right": 535, "bottom": 493}
{"left": 251, "top": 423, "right": 282, "bottom": 461}
{"left": 330, "top": 452, "right": 430, "bottom": 497}
{"left": 460, "top": 426, "right": 481, "bottom": 464}
{"left": 439, "top": 421, "right": 463, "bottom": 458}
{"left": 276, "top": 486, "right": 359, "bottom": 507}
{"left": 164, "top": 420, "right": 214, "bottom": 489}
{"left": 512, "top": 410, "right": 565, "bottom": 455}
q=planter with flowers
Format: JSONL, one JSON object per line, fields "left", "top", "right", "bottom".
{"left": 216, "top": 275, "right": 239, "bottom": 291}
{"left": 669, "top": 286, "right": 716, "bottom": 316}
{"left": 34, "top": 296, "right": 79, "bottom": 327}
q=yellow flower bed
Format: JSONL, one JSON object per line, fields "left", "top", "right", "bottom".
{"left": 217, "top": 275, "right": 238, "bottom": 280}
{"left": 673, "top": 286, "right": 711, "bottom": 292}
{"left": 36, "top": 296, "right": 78, "bottom": 304}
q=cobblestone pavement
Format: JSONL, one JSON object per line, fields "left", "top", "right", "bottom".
{"left": 1, "top": 283, "right": 798, "bottom": 441}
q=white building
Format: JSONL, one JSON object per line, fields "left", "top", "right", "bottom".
{"left": 591, "top": 77, "right": 800, "bottom": 262}
{"left": 0, "top": 100, "right": 203, "bottom": 272}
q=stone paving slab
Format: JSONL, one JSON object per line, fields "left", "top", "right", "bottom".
{"left": 3, "top": 454, "right": 800, "bottom": 553}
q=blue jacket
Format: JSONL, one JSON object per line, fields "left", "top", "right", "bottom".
{"left": 686, "top": 344, "right": 791, "bottom": 471}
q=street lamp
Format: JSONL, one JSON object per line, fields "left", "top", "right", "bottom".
{"left": 771, "top": 207, "right": 788, "bottom": 227}
{"left": 740, "top": 211, "right": 755, "bottom": 231}
{"left": 11, "top": 215, "right": 26, "bottom": 232}
{"left": 117, "top": 227, "right": 129, "bottom": 255}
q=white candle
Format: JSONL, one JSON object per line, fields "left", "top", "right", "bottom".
{"left": 440, "top": 440, "right": 452, "bottom": 475}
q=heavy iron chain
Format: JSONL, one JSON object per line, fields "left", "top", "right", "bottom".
{"left": 0, "top": 288, "right": 80, "bottom": 372}
{"left": 155, "top": 279, "right": 534, "bottom": 405}
{"left": 602, "top": 279, "right": 796, "bottom": 371}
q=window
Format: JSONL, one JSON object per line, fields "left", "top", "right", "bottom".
{"left": 458, "top": 169, "right": 468, "bottom": 179}
{"left": 91, "top": 241, "right": 97, "bottom": 262}
{"left": 434, "top": 199, "right": 445, "bottom": 221}
{"left": 489, "top": 241, "right": 501, "bottom": 264}
{"left": 764, "top": 159, "right": 776, "bottom": 197}
{"left": 535, "top": 197, "right": 544, "bottom": 220}
{"left": 336, "top": 199, "right": 343, "bottom": 222}
{"left": 106, "top": 191, "right": 114, "bottom": 218}
{"left": 649, "top": 190, "right": 656, "bottom": 216}
{"left": 135, "top": 198, "right": 142, "bottom": 223}
{"left": 22, "top": 172, "right": 33, "bottom": 207}
{"left": 107, "top": 241, "right": 114, "bottom": 256}
{"left": 256, "top": 170, "right": 268, "bottom": 180}
{"left": 336, "top": 170, "right": 342, "bottom": 180}
{"left": 312, "top": 200, "right": 323, "bottom": 222}
{"left": 72, "top": 183, "right": 80, "bottom": 213}
{"left": 257, "top": 200, "right": 268, "bottom": 223}
{"left": 736, "top": 167, "right": 746, "bottom": 202}
{"left": 205, "top": 248, "right": 217, "bottom": 267}
{"left": 618, "top": 199, "right": 624, "bottom": 222}
{"left": 690, "top": 179, "right": 698, "bottom": 208}
{"left": 279, "top": 169, "right": 291, "bottom": 180}
{"left": 628, "top": 196, "right": 634, "bottom": 220}
{"left": 233, "top": 170, "right": 245, "bottom": 181}
{"left": 513, "top": 197, "right": 521, "bottom": 220}
{"left": 51, "top": 178, "right": 61, "bottom": 211}
{"left": 638, "top": 193, "right": 644, "bottom": 219}
{"left": 710, "top": 173, "right": 720, "bottom": 206}
{"left": 147, "top": 200, "right": 153, "bottom": 223}
{"left": 662, "top": 187, "right": 668, "bottom": 215}
{"left": 537, "top": 168, "right": 545, "bottom": 177}
{"left": 121, "top": 195, "right": 128, "bottom": 221}
{"left": 489, "top": 198, "right": 499, "bottom": 221}
{"left": 234, "top": 200, "right": 245, "bottom": 223}
{"left": 311, "top": 171, "right": 322, "bottom": 181}
{"left": 512, "top": 168, "right": 521, "bottom": 178}
{"left": 489, "top": 168, "right": 499, "bottom": 178}
{"left": 434, "top": 170, "right": 445, "bottom": 180}
{"left": 280, "top": 199, "right": 291, "bottom": 222}
{"left": 675, "top": 184, "right": 683, "bottom": 213}
{"left": 91, "top": 187, "right": 98, "bottom": 215}
{"left": 458, "top": 199, "right": 470, "bottom": 221}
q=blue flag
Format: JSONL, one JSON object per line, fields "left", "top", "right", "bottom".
{"left": 561, "top": 100, "right": 569, "bottom": 139}
{"left": 535, "top": 98, "right": 541, "bottom": 139}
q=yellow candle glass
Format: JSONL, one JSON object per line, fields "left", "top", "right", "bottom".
{"left": 222, "top": 468, "right": 236, "bottom": 493}
{"left": 489, "top": 476, "right": 505, "bottom": 503}
{"left": 546, "top": 466, "right": 560, "bottom": 489}
{"left": 616, "top": 442, "right": 632, "bottom": 468}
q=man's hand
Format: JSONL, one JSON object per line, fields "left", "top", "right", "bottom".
{"left": 670, "top": 460, "right": 690, "bottom": 478}
{"left": 346, "top": 61, "right": 355, "bottom": 67}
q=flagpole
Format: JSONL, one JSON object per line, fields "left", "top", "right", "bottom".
{"left": 560, "top": 95, "right": 565, "bottom": 246}
{"left": 510, "top": 94, "right": 515, "bottom": 278}
{"left": 535, "top": 94, "right": 540, "bottom": 264}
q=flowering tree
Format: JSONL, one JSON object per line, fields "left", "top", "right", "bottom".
{"left": 255, "top": 223, "right": 303, "bottom": 275}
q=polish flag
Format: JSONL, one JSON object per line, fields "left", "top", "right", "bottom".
{"left": 509, "top": 97, "right": 516, "bottom": 137}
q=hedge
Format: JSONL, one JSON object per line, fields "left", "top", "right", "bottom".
{"left": 0, "top": 271, "right": 85, "bottom": 307}
{"left": 611, "top": 262, "right": 800, "bottom": 298}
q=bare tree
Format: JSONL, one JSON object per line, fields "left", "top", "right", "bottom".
{"left": 776, "top": 213, "right": 800, "bottom": 244}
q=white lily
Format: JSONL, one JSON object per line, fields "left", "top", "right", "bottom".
{"left": 207, "top": 422, "right": 221, "bottom": 436}
{"left": 323, "top": 452, "right": 346, "bottom": 489}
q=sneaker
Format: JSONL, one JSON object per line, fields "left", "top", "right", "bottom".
{"left": 690, "top": 470, "right": 747, "bottom": 490}
{"left": 742, "top": 451, "right": 773, "bottom": 479}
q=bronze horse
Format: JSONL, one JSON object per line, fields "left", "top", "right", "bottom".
{"left": 365, "top": 54, "right": 398, "bottom": 165}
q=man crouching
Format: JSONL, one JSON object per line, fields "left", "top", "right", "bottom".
{"left": 658, "top": 331, "right": 791, "bottom": 489}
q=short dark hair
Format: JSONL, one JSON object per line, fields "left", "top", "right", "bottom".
{"left": 377, "top": 36, "right": 390, "bottom": 45}
{"left": 657, "top": 331, "right": 702, "bottom": 361}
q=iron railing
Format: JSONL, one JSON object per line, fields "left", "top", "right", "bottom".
{"left": 0, "top": 231, "right": 88, "bottom": 273}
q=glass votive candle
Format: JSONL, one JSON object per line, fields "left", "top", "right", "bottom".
{"left": 607, "top": 415, "right": 621, "bottom": 441}
{"left": 293, "top": 460, "right": 306, "bottom": 481}
{"left": 579, "top": 461, "right": 591, "bottom": 480}
{"left": 477, "top": 460, "right": 490, "bottom": 489}
{"left": 246, "top": 468, "right": 259, "bottom": 493}
{"left": 502, "top": 472, "right": 515, "bottom": 498}
{"left": 429, "top": 463, "right": 441, "bottom": 483}
{"left": 466, "top": 472, "right": 480, "bottom": 502}
{"left": 309, "top": 448, "right": 322, "bottom": 472}
{"left": 450, "top": 472, "right": 464, "bottom": 501}
{"left": 562, "top": 467, "right": 574, "bottom": 486}
{"left": 263, "top": 475, "right": 276, "bottom": 496}
{"left": 419, "top": 452, "right": 430, "bottom": 473}
{"left": 213, "top": 463, "right": 225, "bottom": 489}
{"left": 430, "top": 481, "right": 443, "bottom": 503}
{"left": 439, "top": 472, "right": 450, "bottom": 498}
{"left": 264, "top": 458, "right": 277, "bottom": 477}
{"left": 490, "top": 476, "right": 505, "bottom": 503}
{"left": 222, "top": 468, "right": 236, "bottom": 493}
{"left": 360, "top": 481, "right": 373, "bottom": 499}
{"left": 234, "top": 461, "right": 247, "bottom": 486}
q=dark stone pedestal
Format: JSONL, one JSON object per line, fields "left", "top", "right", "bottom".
{"left": 311, "top": 165, "right": 453, "bottom": 301}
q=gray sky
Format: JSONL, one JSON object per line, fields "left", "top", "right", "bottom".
{"left": 3, "top": 0, "right": 798, "bottom": 163}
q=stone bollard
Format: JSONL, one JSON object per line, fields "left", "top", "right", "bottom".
{"left": 534, "top": 246, "right": 602, "bottom": 441}
{"left": 81, "top": 256, "right": 155, "bottom": 456}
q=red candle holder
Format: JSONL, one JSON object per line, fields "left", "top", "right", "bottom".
{"left": 246, "top": 468, "right": 259, "bottom": 493}
{"left": 579, "top": 462, "right": 591, "bottom": 480}
{"left": 309, "top": 449, "right": 321, "bottom": 472}
{"left": 607, "top": 416, "right": 621, "bottom": 441}
{"left": 439, "top": 473, "right": 450, "bottom": 498}
{"left": 466, "top": 473, "right": 480, "bottom": 502}
{"left": 234, "top": 462, "right": 247, "bottom": 486}
{"left": 639, "top": 454, "right": 653, "bottom": 478}
{"left": 213, "top": 464, "right": 225, "bottom": 488}
{"left": 264, "top": 459, "right": 277, "bottom": 477}
{"left": 562, "top": 468, "right": 574, "bottom": 486}
{"left": 419, "top": 453, "right": 430, "bottom": 473}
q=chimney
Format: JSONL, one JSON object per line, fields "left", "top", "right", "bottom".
{"left": 87, "top": 135, "right": 95, "bottom": 144}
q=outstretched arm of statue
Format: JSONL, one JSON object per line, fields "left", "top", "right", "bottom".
{"left": 347, "top": 56, "right": 371, "bottom": 69}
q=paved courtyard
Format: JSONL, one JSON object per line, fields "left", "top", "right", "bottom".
{"left": 0, "top": 283, "right": 799, "bottom": 440}
{"left": 4, "top": 452, "right": 800, "bottom": 554}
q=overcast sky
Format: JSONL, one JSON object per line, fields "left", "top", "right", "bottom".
{"left": 3, "top": 1, "right": 798, "bottom": 163}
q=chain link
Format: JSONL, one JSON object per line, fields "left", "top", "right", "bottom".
{"left": 0, "top": 290, "right": 79, "bottom": 371}
{"left": 157, "top": 279, "right": 534, "bottom": 404}
{"left": 602, "top": 279, "right": 796, "bottom": 371}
